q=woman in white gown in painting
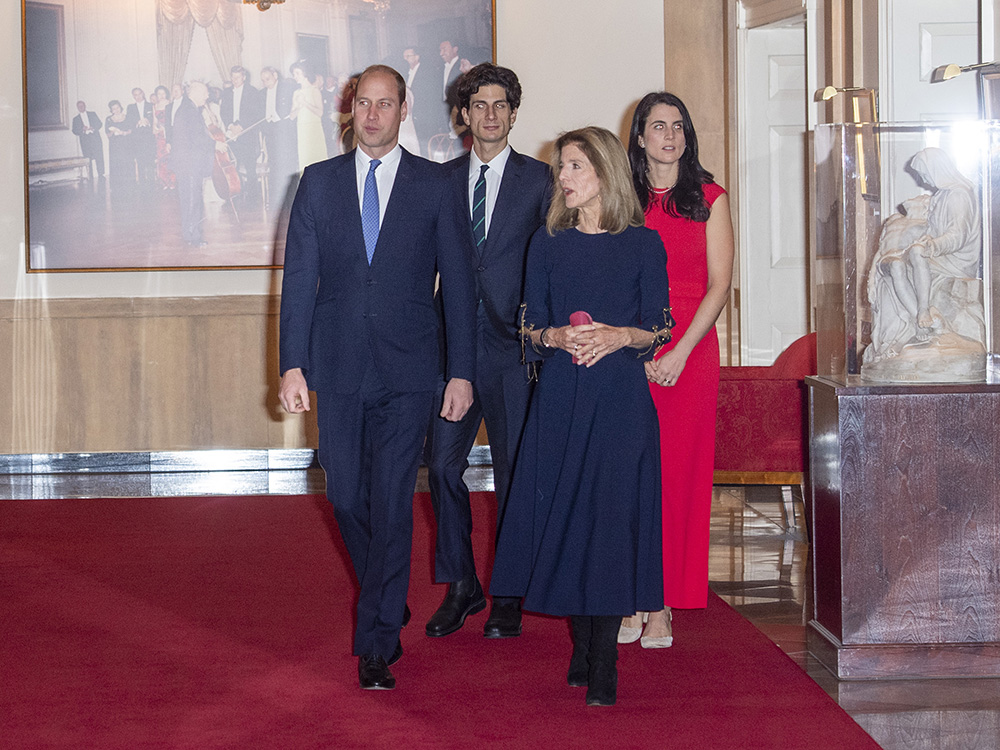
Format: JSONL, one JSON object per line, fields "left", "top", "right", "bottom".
{"left": 289, "top": 61, "right": 328, "bottom": 171}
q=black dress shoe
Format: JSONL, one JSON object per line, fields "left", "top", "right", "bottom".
{"left": 388, "top": 639, "right": 403, "bottom": 666}
{"left": 358, "top": 654, "right": 395, "bottom": 690}
{"left": 483, "top": 599, "right": 522, "bottom": 638}
{"left": 425, "top": 575, "right": 486, "bottom": 637}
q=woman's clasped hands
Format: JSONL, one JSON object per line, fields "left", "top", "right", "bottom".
{"left": 644, "top": 348, "right": 688, "bottom": 387}
{"left": 547, "top": 320, "right": 630, "bottom": 367}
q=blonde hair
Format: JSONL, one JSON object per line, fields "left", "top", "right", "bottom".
{"left": 546, "top": 126, "right": 644, "bottom": 235}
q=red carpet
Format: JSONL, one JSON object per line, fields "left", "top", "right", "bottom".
{"left": 0, "top": 493, "right": 880, "bottom": 749}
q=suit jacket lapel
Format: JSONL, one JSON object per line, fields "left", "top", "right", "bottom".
{"left": 485, "top": 149, "right": 525, "bottom": 258}
{"left": 331, "top": 150, "right": 366, "bottom": 262}
{"left": 450, "top": 154, "right": 478, "bottom": 257}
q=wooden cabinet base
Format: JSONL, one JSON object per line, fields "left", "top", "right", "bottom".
{"left": 807, "top": 376, "right": 1000, "bottom": 680}
{"left": 808, "top": 621, "right": 1000, "bottom": 680}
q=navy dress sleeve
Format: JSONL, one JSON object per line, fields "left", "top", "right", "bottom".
{"left": 635, "top": 228, "right": 674, "bottom": 361}
{"left": 520, "top": 228, "right": 556, "bottom": 363}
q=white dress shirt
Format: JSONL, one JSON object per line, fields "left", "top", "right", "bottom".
{"left": 443, "top": 56, "right": 458, "bottom": 99}
{"left": 468, "top": 145, "right": 511, "bottom": 240}
{"left": 265, "top": 85, "right": 278, "bottom": 122}
{"left": 232, "top": 84, "right": 244, "bottom": 123}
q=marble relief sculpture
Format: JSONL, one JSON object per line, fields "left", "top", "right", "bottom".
{"left": 862, "top": 147, "right": 986, "bottom": 383}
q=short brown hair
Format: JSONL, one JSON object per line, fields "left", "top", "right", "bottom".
{"left": 546, "top": 126, "right": 644, "bottom": 235}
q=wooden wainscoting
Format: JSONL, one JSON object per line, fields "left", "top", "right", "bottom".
{"left": 0, "top": 295, "right": 317, "bottom": 454}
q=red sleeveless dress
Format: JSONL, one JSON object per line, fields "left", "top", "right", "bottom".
{"left": 646, "top": 182, "right": 726, "bottom": 609}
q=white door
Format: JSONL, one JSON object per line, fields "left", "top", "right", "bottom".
{"left": 880, "top": 0, "right": 979, "bottom": 122}
{"left": 739, "top": 20, "right": 810, "bottom": 364}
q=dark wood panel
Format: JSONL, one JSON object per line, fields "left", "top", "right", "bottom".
{"left": 808, "top": 379, "right": 1000, "bottom": 678}
{"left": 809, "top": 623, "right": 1000, "bottom": 679}
{"left": 810, "top": 382, "right": 844, "bottom": 639}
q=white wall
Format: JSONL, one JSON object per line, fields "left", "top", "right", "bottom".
{"left": 497, "top": 0, "right": 665, "bottom": 161}
{"left": 0, "top": 0, "right": 665, "bottom": 301}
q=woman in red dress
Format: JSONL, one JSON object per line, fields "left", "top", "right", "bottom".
{"left": 619, "top": 92, "right": 734, "bottom": 648}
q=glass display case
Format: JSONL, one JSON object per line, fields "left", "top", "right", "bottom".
{"left": 813, "top": 122, "right": 1000, "bottom": 383}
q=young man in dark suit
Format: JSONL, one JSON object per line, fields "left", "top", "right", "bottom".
{"left": 403, "top": 47, "right": 442, "bottom": 156}
{"left": 278, "top": 65, "right": 476, "bottom": 691}
{"left": 423, "top": 63, "right": 551, "bottom": 640}
{"left": 126, "top": 88, "right": 156, "bottom": 184}
{"left": 220, "top": 66, "right": 264, "bottom": 209}
{"left": 259, "top": 66, "right": 298, "bottom": 214}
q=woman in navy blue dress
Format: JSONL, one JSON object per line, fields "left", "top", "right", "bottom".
{"left": 490, "top": 126, "right": 672, "bottom": 706}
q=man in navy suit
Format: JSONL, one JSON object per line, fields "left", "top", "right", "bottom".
{"left": 423, "top": 64, "right": 551, "bottom": 639}
{"left": 278, "top": 65, "right": 476, "bottom": 691}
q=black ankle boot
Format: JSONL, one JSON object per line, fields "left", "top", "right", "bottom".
{"left": 585, "top": 615, "right": 619, "bottom": 706}
{"left": 567, "top": 616, "right": 591, "bottom": 687}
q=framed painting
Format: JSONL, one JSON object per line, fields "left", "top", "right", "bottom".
{"left": 22, "top": 0, "right": 495, "bottom": 272}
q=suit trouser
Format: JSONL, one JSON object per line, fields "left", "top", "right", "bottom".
{"left": 176, "top": 172, "right": 204, "bottom": 245}
{"left": 231, "top": 137, "right": 261, "bottom": 207}
{"left": 316, "top": 360, "right": 434, "bottom": 660}
{"left": 83, "top": 143, "right": 105, "bottom": 181}
{"left": 424, "top": 360, "right": 532, "bottom": 583}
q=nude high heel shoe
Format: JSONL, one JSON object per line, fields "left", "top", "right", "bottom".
{"left": 641, "top": 607, "right": 673, "bottom": 649}
{"left": 617, "top": 611, "right": 647, "bottom": 644}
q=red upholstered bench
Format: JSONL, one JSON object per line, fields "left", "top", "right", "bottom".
{"left": 713, "top": 332, "right": 817, "bottom": 528}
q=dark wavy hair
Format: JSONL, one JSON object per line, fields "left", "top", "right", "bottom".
{"left": 455, "top": 63, "right": 522, "bottom": 112}
{"left": 627, "top": 92, "right": 713, "bottom": 222}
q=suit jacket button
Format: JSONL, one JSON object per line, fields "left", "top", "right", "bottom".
{"left": 477, "top": 266, "right": 486, "bottom": 272}
{"left": 367, "top": 279, "right": 375, "bottom": 285}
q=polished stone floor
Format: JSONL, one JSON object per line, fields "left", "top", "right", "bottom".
{"left": 5, "top": 468, "right": 1000, "bottom": 749}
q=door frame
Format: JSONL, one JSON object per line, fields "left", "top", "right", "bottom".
{"left": 733, "top": 0, "right": 819, "bottom": 363}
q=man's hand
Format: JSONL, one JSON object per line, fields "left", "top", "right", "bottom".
{"left": 440, "top": 378, "right": 473, "bottom": 422}
{"left": 278, "top": 368, "right": 311, "bottom": 414}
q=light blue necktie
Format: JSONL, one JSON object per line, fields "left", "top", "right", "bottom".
{"left": 472, "top": 164, "right": 488, "bottom": 251}
{"left": 362, "top": 159, "right": 381, "bottom": 265}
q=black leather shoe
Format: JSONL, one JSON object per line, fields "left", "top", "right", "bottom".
{"left": 403, "top": 604, "right": 411, "bottom": 627}
{"left": 483, "top": 599, "right": 522, "bottom": 638}
{"left": 425, "top": 575, "right": 486, "bottom": 637}
{"left": 388, "top": 639, "right": 403, "bottom": 666}
{"left": 358, "top": 654, "right": 395, "bottom": 690}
